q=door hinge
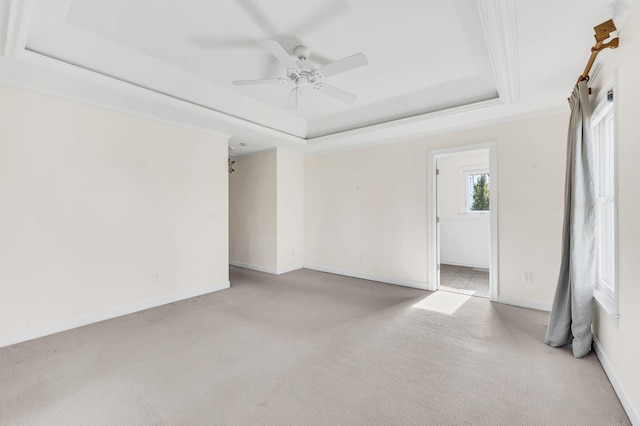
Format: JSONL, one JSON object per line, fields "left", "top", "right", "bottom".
{"left": 436, "top": 168, "right": 440, "bottom": 176}
{"left": 436, "top": 216, "right": 440, "bottom": 223}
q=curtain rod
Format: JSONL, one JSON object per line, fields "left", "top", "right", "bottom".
{"left": 578, "top": 19, "right": 619, "bottom": 83}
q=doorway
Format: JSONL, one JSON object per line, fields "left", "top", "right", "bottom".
{"left": 427, "top": 143, "right": 498, "bottom": 301}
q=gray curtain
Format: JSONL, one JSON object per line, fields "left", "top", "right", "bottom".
{"left": 544, "top": 80, "right": 597, "bottom": 359}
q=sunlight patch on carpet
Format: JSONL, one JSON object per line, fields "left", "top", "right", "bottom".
{"left": 412, "top": 291, "right": 471, "bottom": 315}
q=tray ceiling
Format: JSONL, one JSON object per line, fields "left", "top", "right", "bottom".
{"left": 0, "top": 0, "right": 632, "bottom": 154}
{"left": 25, "top": 0, "right": 498, "bottom": 138}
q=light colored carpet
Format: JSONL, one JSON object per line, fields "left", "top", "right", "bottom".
{"left": 0, "top": 266, "right": 630, "bottom": 425}
{"left": 440, "top": 264, "right": 490, "bottom": 298}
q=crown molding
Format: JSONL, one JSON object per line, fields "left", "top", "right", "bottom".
{"left": 304, "top": 102, "right": 568, "bottom": 157}
{"left": 2, "top": 48, "right": 568, "bottom": 158}
{"left": 5, "top": 0, "right": 525, "bottom": 148}
{"left": 477, "top": 0, "right": 520, "bottom": 104}
{"left": 0, "top": 53, "right": 316, "bottom": 149}
{"left": 0, "top": 0, "right": 29, "bottom": 56}
{"left": 231, "top": 147, "right": 277, "bottom": 160}
{"left": 0, "top": 2, "right": 11, "bottom": 55}
{"left": 3, "top": 47, "right": 568, "bottom": 158}
{"left": 20, "top": 47, "right": 309, "bottom": 140}
{"left": 3, "top": 0, "right": 575, "bottom": 158}
{"left": 307, "top": 97, "right": 503, "bottom": 147}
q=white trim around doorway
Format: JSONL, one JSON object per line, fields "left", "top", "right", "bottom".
{"left": 427, "top": 142, "right": 499, "bottom": 301}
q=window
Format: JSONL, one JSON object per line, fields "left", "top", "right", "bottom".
{"left": 460, "top": 167, "right": 489, "bottom": 213}
{"left": 592, "top": 94, "right": 618, "bottom": 321}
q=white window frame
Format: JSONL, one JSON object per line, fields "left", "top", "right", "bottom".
{"left": 591, "top": 84, "right": 619, "bottom": 325}
{"left": 459, "top": 166, "right": 490, "bottom": 214}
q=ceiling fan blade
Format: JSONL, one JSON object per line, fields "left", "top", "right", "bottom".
{"left": 285, "top": 88, "right": 298, "bottom": 110}
{"left": 318, "top": 83, "right": 357, "bottom": 103}
{"left": 232, "top": 78, "right": 288, "bottom": 86}
{"left": 308, "top": 51, "right": 333, "bottom": 67}
{"left": 316, "top": 53, "right": 368, "bottom": 77}
{"left": 290, "top": 0, "right": 348, "bottom": 37}
{"left": 261, "top": 40, "right": 299, "bottom": 70}
{"left": 238, "top": 0, "right": 278, "bottom": 35}
{"left": 191, "top": 36, "right": 255, "bottom": 49}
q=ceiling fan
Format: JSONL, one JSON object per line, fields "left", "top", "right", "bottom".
{"left": 232, "top": 40, "right": 368, "bottom": 110}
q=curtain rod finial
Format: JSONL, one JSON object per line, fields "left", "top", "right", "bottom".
{"left": 594, "top": 19, "right": 617, "bottom": 42}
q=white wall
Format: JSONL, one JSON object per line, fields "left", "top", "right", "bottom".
{"left": 437, "top": 151, "right": 490, "bottom": 268}
{"left": 229, "top": 149, "right": 304, "bottom": 274}
{"left": 440, "top": 218, "right": 490, "bottom": 268}
{"left": 590, "top": 1, "right": 640, "bottom": 422}
{"left": 305, "top": 112, "right": 568, "bottom": 304}
{"left": 229, "top": 150, "right": 278, "bottom": 272}
{"left": 0, "top": 85, "right": 229, "bottom": 344}
{"left": 277, "top": 149, "right": 304, "bottom": 273}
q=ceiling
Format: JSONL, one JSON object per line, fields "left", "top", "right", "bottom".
{"left": 0, "top": 0, "right": 632, "bottom": 156}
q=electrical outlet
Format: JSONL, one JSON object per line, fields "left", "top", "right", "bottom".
{"left": 153, "top": 273, "right": 160, "bottom": 283}
{"left": 358, "top": 254, "right": 365, "bottom": 263}
{"left": 522, "top": 272, "right": 533, "bottom": 284}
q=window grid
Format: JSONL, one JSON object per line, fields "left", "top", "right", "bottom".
{"left": 592, "top": 101, "right": 617, "bottom": 306}
{"left": 460, "top": 168, "right": 490, "bottom": 213}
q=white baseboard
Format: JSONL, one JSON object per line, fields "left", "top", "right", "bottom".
{"left": 0, "top": 281, "right": 230, "bottom": 349}
{"left": 230, "top": 260, "right": 277, "bottom": 274}
{"left": 229, "top": 261, "right": 302, "bottom": 275}
{"left": 497, "top": 295, "right": 551, "bottom": 312}
{"left": 277, "top": 264, "right": 304, "bottom": 275}
{"left": 303, "top": 263, "right": 430, "bottom": 291}
{"left": 440, "top": 261, "right": 490, "bottom": 270}
{"left": 593, "top": 335, "right": 640, "bottom": 425}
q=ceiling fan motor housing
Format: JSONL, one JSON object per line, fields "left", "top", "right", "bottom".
{"left": 288, "top": 69, "right": 321, "bottom": 90}
{"left": 231, "top": 40, "right": 366, "bottom": 108}
{"left": 294, "top": 45, "right": 311, "bottom": 60}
